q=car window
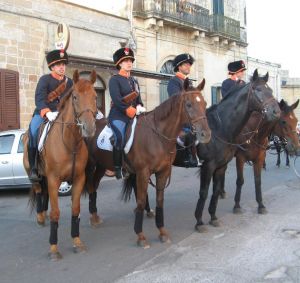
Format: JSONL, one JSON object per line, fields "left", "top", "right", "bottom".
{"left": 0, "top": 134, "right": 15, "bottom": 154}
{"left": 17, "top": 134, "right": 24, "bottom": 153}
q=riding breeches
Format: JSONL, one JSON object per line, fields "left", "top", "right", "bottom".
{"left": 29, "top": 114, "right": 44, "bottom": 148}
{"left": 110, "top": 120, "right": 127, "bottom": 150}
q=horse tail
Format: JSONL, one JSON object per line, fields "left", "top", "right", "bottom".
{"left": 28, "top": 177, "right": 48, "bottom": 214}
{"left": 121, "top": 174, "right": 136, "bottom": 202}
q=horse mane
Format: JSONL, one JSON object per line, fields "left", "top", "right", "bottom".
{"left": 153, "top": 94, "right": 181, "bottom": 121}
{"left": 57, "top": 87, "right": 73, "bottom": 112}
{"left": 221, "top": 82, "right": 249, "bottom": 103}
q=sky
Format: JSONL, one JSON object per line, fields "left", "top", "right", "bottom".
{"left": 246, "top": 0, "right": 300, "bottom": 77}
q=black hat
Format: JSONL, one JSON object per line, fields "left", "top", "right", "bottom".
{"left": 113, "top": 47, "right": 135, "bottom": 69}
{"left": 228, "top": 60, "right": 246, "bottom": 74}
{"left": 46, "top": 49, "right": 69, "bottom": 70}
{"left": 173, "top": 53, "right": 194, "bottom": 72}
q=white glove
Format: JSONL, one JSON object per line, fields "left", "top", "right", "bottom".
{"left": 46, "top": 111, "right": 59, "bottom": 121}
{"left": 136, "top": 104, "right": 146, "bottom": 115}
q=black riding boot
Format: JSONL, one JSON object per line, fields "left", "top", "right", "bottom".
{"left": 113, "top": 148, "right": 123, "bottom": 180}
{"left": 184, "top": 147, "right": 198, "bottom": 168}
{"left": 28, "top": 147, "right": 40, "bottom": 182}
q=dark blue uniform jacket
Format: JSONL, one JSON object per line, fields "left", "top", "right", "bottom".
{"left": 34, "top": 74, "right": 73, "bottom": 115}
{"left": 221, "top": 78, "right": 245, "bottom": 98}
{"left": 108, "top": 74, "right": 143, "bottom": 123}
{"left": 167, "top": 75, "right": 193, "bottom": 97}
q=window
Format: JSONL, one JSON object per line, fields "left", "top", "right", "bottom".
{"left": 17, "top": 134, "right": 24, "bottom": 153}
{"left": 159, "top": 60, "right": 174, "bottom": 103}
{"left": 213, "top": 0, "right": 224, "bottom": 15}
{"left": 0, "top": 134, "right": 14, "bottom": 154}
{"left": 211, "top": 86, "right": 222, "bottom": 105}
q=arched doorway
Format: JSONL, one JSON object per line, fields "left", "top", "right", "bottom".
{"left": 159, "top": 60, "right": 174, "bottom": 103}
{"left": 79, "top": 71, "right": 106, "bottom": 114}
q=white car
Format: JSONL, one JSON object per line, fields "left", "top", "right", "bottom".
{"left": 0, "top": 129, "right": 72, "bottom": 196}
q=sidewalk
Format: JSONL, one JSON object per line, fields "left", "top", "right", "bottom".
{"left": 116, "top": 180, "right": 300, "bottom": 283}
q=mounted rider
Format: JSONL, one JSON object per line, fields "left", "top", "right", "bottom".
{"left": 221, "top": 60, "right": 246, "bottom": 98}
{"left": 28, "top": 49, "right": 73, "bottom": 182}
{"left": 108, "top": 47, "right": 146, "bottom": 179}
{"left": 167, "top": 53, "right": 199, "bottom": 168}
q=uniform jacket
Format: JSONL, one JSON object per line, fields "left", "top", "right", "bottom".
{"left": 167, "top": 73, "right": 193, "bottom": 97}
{"left": 34, "top": 74, "right": 73, "bottom": 116}
{"left": 221, "top": 78, "right": 245, "bottom": 98}
{"left": 108, "top": 74, "right": 143, "bottom": 123}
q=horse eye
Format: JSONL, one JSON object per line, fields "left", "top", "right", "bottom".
{"left": 186, "top": 102, "right": 192, "bottom": 108}
{"left": 280, "top": 120, "right": 287, "bottom": 125}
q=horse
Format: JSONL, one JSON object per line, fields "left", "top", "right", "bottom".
{"left": 23, "top": 70, "right": 97, "bottom": 260}
{"left": 183, "top": 69, "right": 281, "bottom": 232}
{"left": 230, "top": 99, "right": 299, "bottom": 214}
{"left": 85, "top": 78, "right": 211, "bottom": 247}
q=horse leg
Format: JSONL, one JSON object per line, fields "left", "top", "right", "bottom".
{"left": 88, "top": 165, "right": 105, "bottom": 227}
{"left": 34, "top": 184, "right": 46, "bottom": 226}
{"left": 155, "top": 170, "right": 171, "bottom": 243}
{"left": 208, "top": 166, "right": 227, "bottom": 227}
{"left": 286, "top": 149, "right": 290, "bottom": 167}
{"left": 276, "top": 146, "right": 281, "bottom": 167}
{"left": 135, "top": 170, "right": 151, "bottom": 248}
{"left": 71, "top": 174, "right": 87, "bottom": 253}
{"left": 195, "top": 162, "right": 213, "bottom": 233}
{"left": 47, "top": 177, "right": 62, "bottom": 260}
{"left": 42, "top": 190, "right": 49, "bottom": 221}
{"left": 218, "top": 164, "right": 227, "bottom": 199}
{"left": 233, "top": 156, "right": 245, "bottom": 214}
{"left": 253, "top": 157, "right": 267, "bottom": 214}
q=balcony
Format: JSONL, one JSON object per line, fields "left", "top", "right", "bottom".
{"left": 133, "top": 0, "right": 210, "bottom": 31}
{"left": 209, "top": 14, "right": 240, "bottom": 41}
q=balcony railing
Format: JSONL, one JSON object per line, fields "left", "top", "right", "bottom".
{"left": 133, "top": 0, "right": 210, "bottom": 31}
{"left": 210, "top": 14, "right": 240, "bottom": 40}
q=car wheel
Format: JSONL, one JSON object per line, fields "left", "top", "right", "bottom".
{"left": 58, "top": 182, "right": 72, "bottom": 196}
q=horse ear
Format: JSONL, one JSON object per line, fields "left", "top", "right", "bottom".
{"left": 252, "top": 69, "right": 259, "bottom": 81}
{"left": 183, "top": 78, "right": 189, "bottom": 91}
{"left": 291, "top": 99, "right": 300, "bottom": 110}
{"left": 90, "top": 69, "right": 97, "bottom": 84}
{"left": 279, "top": 99, "right": 286, "bottom": 110}
{"left": 73, "top": 70, "right": 79, "bottom": 83}
{"left": 197, "top": 78, "right": 205, "bottom": 91}
{"left": 263, "top": 72, "right": 269, "bottom": 83}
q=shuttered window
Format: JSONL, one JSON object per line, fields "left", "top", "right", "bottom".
{"left": 0, "top": 69, "right": 20, "bottom": 130}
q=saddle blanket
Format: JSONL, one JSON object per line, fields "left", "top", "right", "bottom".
{"left": 97, "top": 117, "right": 137, "bottom": 154}
{"left": 38, "top": 121, "right": 51, "bottom": 152}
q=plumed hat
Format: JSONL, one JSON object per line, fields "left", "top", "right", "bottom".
{"left": 46, "top": 49, "right": 69, "bottom": 70}
{"left": 173, "top": 53, "right": 194, "bottom": 72}
{"left": 113, "top": 47, "right": 135, "bottom": 69}
{"left": 228, "top": 60, "right": 246, "bottom": 74}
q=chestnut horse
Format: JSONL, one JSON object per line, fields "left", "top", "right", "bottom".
{"left": 230, "top": 99, "right": 300, "bottom": 214}
{"left": 23, "top": 70, "right": 97, "bottom": 260}
{"left": 174, "top": 70, "right": 281, "bottom": 232}
{"left": 85, "top": 79, "right": 211, "bottom": 247}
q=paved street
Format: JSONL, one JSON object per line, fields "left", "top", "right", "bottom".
{"left": 0, "top": 153, "right": 299, "bottom": 283}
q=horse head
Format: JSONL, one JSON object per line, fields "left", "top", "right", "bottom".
{"left": 273, "top": 99, "right": 300, "bottom": 155}
{"left": 250, "top": 69, "right": 281, "bottom": 121}
{"left": 71, "top": 69, "right": 97, "bottom": 137}
{"left": 181, "top": 78, "right": 211, "bottom": 143}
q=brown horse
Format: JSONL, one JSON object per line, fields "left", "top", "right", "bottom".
{"left": 23, "top": 70, "right": 97, "bottom": 260}
{"left": 85, "top": 78, "right": 211, "bottom": 247}
{"left": 231, "top": 99, "right": 300, "bottom": 214}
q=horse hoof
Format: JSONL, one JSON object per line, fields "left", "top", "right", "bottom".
{"left": 37, "top": 213, "right": 45, "bottom": 226}
{"left": 137, "top": 239, "right": 150, "bottom": 249}
{"left": 90, "top": 215, "right": 103, "bottom": 228}
{"left": 209, "top": 219, "right": 221, "bottom": 227}
{"left": 159, "top": 234, "right": 171, "bottom": 244}
{"left": 258, "top": 207, "right": 268, "bottom": 214}
{"left": 37, "top": 220, "right": 45, "bottom": 226}
{"left": 146, "top": 210, "right": 155, "bottom": 218}
{"left": 195, "top": 224, "right": 208, "bottom": 233}
{"left": 48, "top": 251, "right": 62, "bottom": 261}
{"left": 73, "top": 243, "right": 87, "bottom": 254}
{"left": 233, "top": 207, "right": 243, "bottom": 214}
{"left": 219, "top": 192, "right": 227, "bottom": 199}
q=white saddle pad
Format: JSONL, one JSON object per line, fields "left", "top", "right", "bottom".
{"left": 38, "top": 122, "right": 51, "bottom": 152}
{"left": 97, "top": 117, "right": 137, "bottom": 154}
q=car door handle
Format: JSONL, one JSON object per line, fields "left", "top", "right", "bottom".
{"left": 1, "top": 161, "right": 9, "bottom": 164}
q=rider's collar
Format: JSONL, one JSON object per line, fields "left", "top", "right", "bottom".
{"left": 119, "top": 69, "right": 130, "bottom": 78}
{"left": 51, "top": 71, "right": 64, "bottom": 81}
{"left": 175, "top": 72, "right": 187, "bottom": 80}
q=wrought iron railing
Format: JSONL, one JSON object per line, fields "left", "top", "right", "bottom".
{"left": 133, "top": 0, "right": 210, "bottom": 31}
{"left": 210, "top": 14, "right": 240, "bottom": 40}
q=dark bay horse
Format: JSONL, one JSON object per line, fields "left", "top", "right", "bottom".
{"left": 23, "top": 70, "right": 97, "bottom": 260}
{"left": 188, "top": 70, "right": 281, "bottom": 232}
{"left": 86, "top": 79, "right": 211, "bottom": 247}
{"left": 231, "top": 99, "right": 299, "bottom": 214}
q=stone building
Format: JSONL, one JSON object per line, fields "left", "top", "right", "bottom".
{"left": 0, "top": 0, "right": 248, "bottom": 130}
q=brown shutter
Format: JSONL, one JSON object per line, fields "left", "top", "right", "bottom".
{"left": 0, "top": 69, "right": 20, "bottom": 130}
